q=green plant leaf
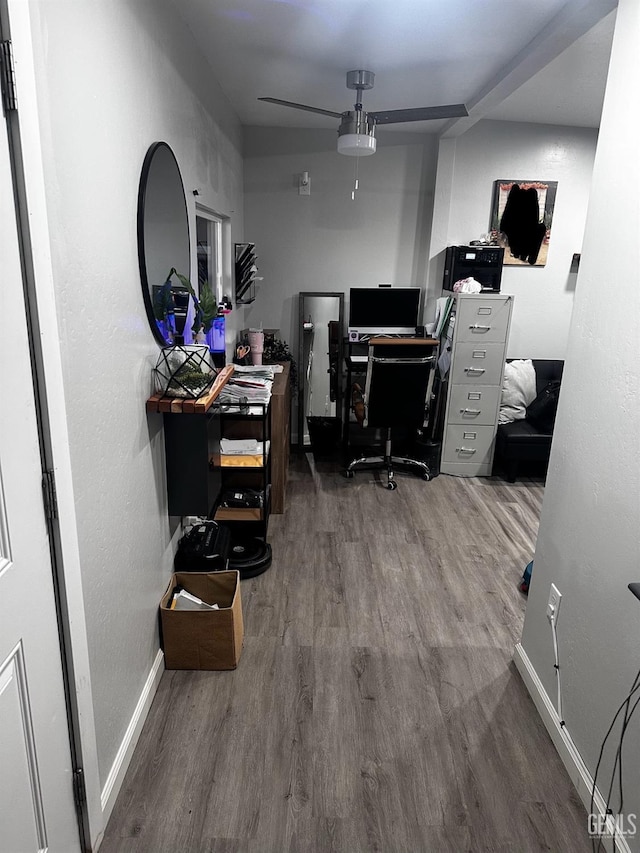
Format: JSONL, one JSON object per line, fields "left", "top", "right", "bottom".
{"left": 198, "top": 280, "right": 218, "bottom": 332}
{"left": 153, "top": 272, "right": 175, "bottom": 322}
{"left": 169, "top": 269, "right": 204, "bottom": 336}
{"left": 156, "top": 270, "right": 219, "bottom": 338}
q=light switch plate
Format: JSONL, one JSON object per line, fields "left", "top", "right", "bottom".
{"left": 546, "top": 583, "right": 562, "bottom": 623}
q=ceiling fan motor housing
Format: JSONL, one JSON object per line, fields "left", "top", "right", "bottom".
{"left": 346, "top": 70, "right": 375, "bottom": 91}
{"left": 337, "top": 110, "right": 377, "bottom": 156}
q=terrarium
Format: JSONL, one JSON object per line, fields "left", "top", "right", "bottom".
{"left": 154, "top": 335, "right": 216, "bottom": 399}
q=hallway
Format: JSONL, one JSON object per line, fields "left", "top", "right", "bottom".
{"left": 99, "top": 461, "right": 588, "bottom": 852}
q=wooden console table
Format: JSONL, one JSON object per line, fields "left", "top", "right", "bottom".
{"left": 147, "top": 362, "right": 290, "bottom": 517}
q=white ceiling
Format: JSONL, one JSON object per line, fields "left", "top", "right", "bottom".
{"left": 173, "top": 0, "right": 617, "bottom": 136}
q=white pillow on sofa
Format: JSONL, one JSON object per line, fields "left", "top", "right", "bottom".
{"left": 499, "top": 359, "right": 537, "bottom": 424}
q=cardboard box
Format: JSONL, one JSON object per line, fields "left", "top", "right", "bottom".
{"left": 160, "top": 571, "right": 243, "bottom": 670}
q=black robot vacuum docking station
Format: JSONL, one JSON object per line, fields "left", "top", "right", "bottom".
{"left": 228, "top": 536, "right": 272, "bottom": 579}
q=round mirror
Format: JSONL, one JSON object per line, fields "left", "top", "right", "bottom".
{"left": 137, "top": 141, "right": 191, "bottom": 346}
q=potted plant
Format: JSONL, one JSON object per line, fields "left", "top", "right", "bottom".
{"left": 262, "top": 334, "right": 297, "bottom": 392}
{"left": 152, "top": 269, "right": 219, "bottom": 399}
{"left": 153, "top": 268, "right": 219, "bottom": 344}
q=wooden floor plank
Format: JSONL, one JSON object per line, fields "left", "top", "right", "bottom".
{"left": 99, "top": 460, "right": 589, "bottom": 853}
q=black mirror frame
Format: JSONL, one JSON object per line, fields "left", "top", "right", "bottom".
{"left": 137, "top": 141, "right": 190, "bottom": 347}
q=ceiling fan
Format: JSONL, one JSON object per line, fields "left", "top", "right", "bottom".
{"left": 259, "top": 70, "right": 468, "bottom": 156}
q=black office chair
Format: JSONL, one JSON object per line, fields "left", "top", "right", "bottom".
{"left": 345, "top": 339, "right": 436, "bottom": 490}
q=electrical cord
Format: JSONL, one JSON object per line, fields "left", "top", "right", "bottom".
{"left": 605, "top": 690, "right": 639, "bottom": 850}
{"left": 607, "top": 692, "right": 640, "bottom": 851}
{"left": 551, "top": 615, "right": 563, "bottom": 723}
{"left": 598, "top": 690, "right": 640, "bottom": 852}
{"left": 590, "top": 664, "right": 640, "bottom": 852}
{"left": 591, "top": 689, "right": 640, "bottom": 853}
{"left": 615, "top": 691, "right": 639, "bottom": 838}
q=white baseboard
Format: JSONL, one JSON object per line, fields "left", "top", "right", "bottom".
{"left": 100, "top": 650, "right": 165, "bottom": 824}
{"left": 513, "top": 643, "right": 632, "bottom": 853}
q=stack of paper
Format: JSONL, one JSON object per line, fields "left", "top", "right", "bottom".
{"left": 170, "top": 590, "right": 220, "bottom": 611}
{"left": 233, "top": 364, "right": 275, "bottom": 379}
{"left": 220, "top": 438, "right": 261, "bottom": 455}
{"left": 220, "top": 382, "right": 272, "bottom": 405}
{"left": 215, "top": 440, "right": 270, "bottom": 467}
{"left": 220, "top": 369, "right": 273, "bottom": 405}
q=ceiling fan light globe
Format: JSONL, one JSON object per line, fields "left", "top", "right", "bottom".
{"left": 337, "top": 134, "right": 377, "bottom": 156}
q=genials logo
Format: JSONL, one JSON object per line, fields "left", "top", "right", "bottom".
{"left": 589, "top": 812, "right": 637, "bottom": 839}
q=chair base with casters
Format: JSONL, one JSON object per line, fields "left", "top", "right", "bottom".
{"left": 344, "top": 338, "right": 436, "bottom": 490}
{"left": 345, "top": 427, "right": 430, "bottom": 490}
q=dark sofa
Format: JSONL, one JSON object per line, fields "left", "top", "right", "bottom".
{"left": 494, "top": 359, "right": 564, "bottom": 482}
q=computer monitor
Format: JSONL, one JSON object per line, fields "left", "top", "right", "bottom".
{"left": 348, "top": 286, "right": 422, "bottom": 337}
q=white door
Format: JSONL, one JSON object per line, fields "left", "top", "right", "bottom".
{"left": 0, "top": 87, "right": 82, "bottom": 852}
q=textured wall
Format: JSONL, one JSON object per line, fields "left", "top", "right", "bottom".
{"left": 28, "top": 0, "right": 244, "bottom": 788}
{"left": 244, "top": 121, "right": 598, "bottom": 363}
{"left": 243, "top": 126, "right": 439, "bottom": 348}
{"left": 432, "top": 120, "right": 598, "bottom": 359}
{"left": 520, "top": 0, "right": 640, "bottom": 845}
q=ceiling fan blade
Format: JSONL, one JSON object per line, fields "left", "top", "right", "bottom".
{"left": 258, "top": 97, "right": 343, "bottom": 119}
{"left": 369, "top": 104, "right": 468, "bottom": 125}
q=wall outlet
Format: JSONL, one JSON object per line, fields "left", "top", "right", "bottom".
{"left": 298, "top": 173, "right": 310, "bottom": 195}
{"left": 546, "top": 583, "right": 562, "bottom": 623}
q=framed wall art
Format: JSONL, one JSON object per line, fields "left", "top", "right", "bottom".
{"left": 490, "top": 180, "right": 558, "bottom": 267}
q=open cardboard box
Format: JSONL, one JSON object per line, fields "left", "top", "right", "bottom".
{"left": 160, "top": 571, "right": 243, "bottom": 670}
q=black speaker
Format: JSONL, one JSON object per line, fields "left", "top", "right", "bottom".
{"left": 443, "top": 245, "right": 504, "bottom": 292}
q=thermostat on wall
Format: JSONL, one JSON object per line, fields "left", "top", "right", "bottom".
{"left": 348, "top": 330, "right": 360, "bottom": 342}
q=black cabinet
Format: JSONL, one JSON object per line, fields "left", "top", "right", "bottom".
{"left": 163, "top": 411, "right": 221, "bottom": 517}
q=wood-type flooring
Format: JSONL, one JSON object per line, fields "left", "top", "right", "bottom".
{"left": 99, "top": 457, "right": 590, "bottom": 853}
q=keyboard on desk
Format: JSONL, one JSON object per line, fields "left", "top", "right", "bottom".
{"left": 357, "top": 333, "right": 417, "bottom": 341}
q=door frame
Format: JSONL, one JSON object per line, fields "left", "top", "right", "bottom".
{"left": 2, "top": 0, "right": 102, "bottom": 847}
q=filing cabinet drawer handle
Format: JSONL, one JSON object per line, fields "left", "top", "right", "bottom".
{"left": 469, "top": 324, "right": 491, "bottom": 331}
{"left": 460, "top": 408, "right": 481, "bottom": 415}
{"left": 464, "top": 367, "right": 486, "bottom": 374}
{"left": 456, "top": 447, "right": 477, "bottom": 454}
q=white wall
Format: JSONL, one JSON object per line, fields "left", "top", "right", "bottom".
{"left": 430, "top": 120, "right": 598, "bottom": 359}
{"left": 26, "top": 0, "right": 244, "bottom": 803}
{"left": 244, "top": 121, "right": 598, "bottom": 364}
{"left": 520, "top": 0, "right": 640, "bottom": 845}
{"left": 243, "top": 126, "right": 439, "bottom": 348}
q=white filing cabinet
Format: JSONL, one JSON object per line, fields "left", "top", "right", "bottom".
{"left": 440, "top": 293, "right": 513, "bottom": 477}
